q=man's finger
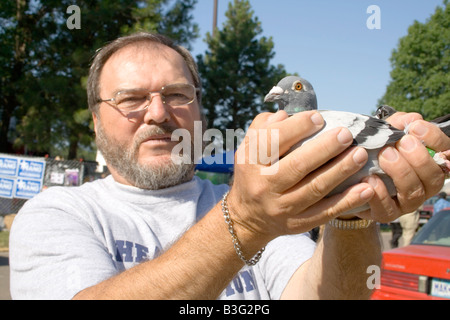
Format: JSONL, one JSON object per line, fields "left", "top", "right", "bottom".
{"left": 408, "top": 120, "right": 450, "bottom": 152}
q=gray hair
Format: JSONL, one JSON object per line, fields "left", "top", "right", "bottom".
{"left": 87, "top": 32, "right": 202, "bottom": 115}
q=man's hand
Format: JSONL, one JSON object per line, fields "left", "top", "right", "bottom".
{"left": 357, "top": 112, "right": 450, "bottom": 223}
{"left": 228, "top": 110, "right": 374, "bottom": 248}
{"left": 279, "top": 110, "right": 450, "bottom": 300}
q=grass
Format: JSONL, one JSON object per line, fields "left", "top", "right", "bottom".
{"left": 379, "top": 224, "right": 391, "bottom": 232}
{"left": 0, "top": 231, "right": 9, "bottom": 250}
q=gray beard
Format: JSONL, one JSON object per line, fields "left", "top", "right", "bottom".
{"left": 95, "top": 122, "right": 196, "bottom": 190}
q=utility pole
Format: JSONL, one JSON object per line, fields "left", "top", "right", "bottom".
{"left": 213, "top": 0, "right": 218, "bottom": 33}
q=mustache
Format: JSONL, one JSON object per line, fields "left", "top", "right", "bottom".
{"left": 134, "top": 123, "right": 179, "bottom": 147}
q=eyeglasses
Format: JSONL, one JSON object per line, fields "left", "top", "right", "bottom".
{"left": 98, "top": 83, "right": 199, "bottom": 115}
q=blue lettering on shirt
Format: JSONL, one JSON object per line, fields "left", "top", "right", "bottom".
{"left": 115, "top": 240, "right": 134, "bottom": 262}
{"left": 114, "top": 240, "right": 155, "bottom": 263}
{"left": 225, "top": 269, "right": 257, "bottom": 297}
{"left": 112, "top": 241, "right": 258, "bottom": 298}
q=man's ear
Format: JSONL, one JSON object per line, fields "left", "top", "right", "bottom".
{"left": 92, "top": 112, "right": 98, "bottom": 135}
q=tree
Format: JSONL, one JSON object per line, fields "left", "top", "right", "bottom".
{"left": 0, "top": 0, "right": 199, "bottom": 158}
{"left": 379, "top": 1, "right": 449, "bottom": 120}
{"left": 197, "top": 0, "right": 288, "bottom": 135}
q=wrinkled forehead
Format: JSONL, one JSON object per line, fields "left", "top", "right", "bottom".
{"left": 101, "top": 42, "right": 194, "bottom": 86}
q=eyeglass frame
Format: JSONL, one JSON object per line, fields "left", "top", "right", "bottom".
{"left": 97, "top": 83, "right": 200, "bottom": 115}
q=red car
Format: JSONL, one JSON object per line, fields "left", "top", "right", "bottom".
{"left": 372, "top": 210, "right": 450, "bottom": 300}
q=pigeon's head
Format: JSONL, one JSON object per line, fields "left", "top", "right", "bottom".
{"left": 264, "top": 76, "right": 318, "bottom": 114}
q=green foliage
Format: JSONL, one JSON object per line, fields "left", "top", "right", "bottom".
{"left": 197, "top": 0, "right": 288, "bottom": 133}
{"left": 122, "top": 0, "right": 199, "bottom": 49}
{"left": 380, "top": 2, "right": 449, "bottom": 120}
{"left": 0, "top": 231, "right": 9, "bottom": 249}
{"left": 0, "top": 0, "right": 198, "bottom": 159}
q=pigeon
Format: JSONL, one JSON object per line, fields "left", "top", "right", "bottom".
{"left": 264, "top": 76, "right": 450, "bottom": 214}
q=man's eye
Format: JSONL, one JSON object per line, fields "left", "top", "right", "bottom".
{"left": 166, "top": 93, "right": 187, "bottom": 99}
{"left": 164, "top": 92, "right": 191, "bottom": 105}
{"left": 121, "top": 96, "right": 146, "bottom": 102}
{"left": 118, "top": 96, "right": 146, "bottom": 107}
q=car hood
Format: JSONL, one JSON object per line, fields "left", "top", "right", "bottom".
{"left": 382, "top": 245, "right": 450, "bottom": 279}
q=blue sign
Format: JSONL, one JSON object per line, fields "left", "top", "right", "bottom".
{"left": 0, "top": 177, "right": 15, "bottom": 198}
{"left": 18, "top": 159, "right": 45, "bottom": 180}
{"left": 0, "top": 154, "right": 46, "bottom": 200}
{"left": 0, "top": 156, "right": 18, "bottom": 176}
{"left": 14, "top": 178, "right": 42, "bottom": 199}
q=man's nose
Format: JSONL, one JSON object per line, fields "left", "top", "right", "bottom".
{"left": 143, "top": 93, "right": 171, "bottom": 124}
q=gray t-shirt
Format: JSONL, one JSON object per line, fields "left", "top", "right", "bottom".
{"left": 9, "top": 176, "right": 315, "bottom": 300}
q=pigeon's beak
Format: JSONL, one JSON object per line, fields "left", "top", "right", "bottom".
{"left": 264, "top": 86, "right": 284, "bottom": 103}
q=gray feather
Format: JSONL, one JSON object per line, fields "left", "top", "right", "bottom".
{"left": 375, "top": 105, "right": 397, "bottom": 120}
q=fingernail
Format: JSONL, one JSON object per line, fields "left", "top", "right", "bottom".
{"left": 353, "top": 148, "right": 368, "bottom": 165}
{"left": 366, "top": 176, "right": 378, "bottom": 188}
{"left": 399, "top": 135, "right": 418, "bottom": 152}
{"left": 360, "top": 188, "right": 374, "bottom": 201}
{"left": 337, "top": 128, "right": 353, "bottom": 145}
{"left": 409, "top": 122, "right": 428, "bottom": 138}
{"left": 381, "top": 147, "right": 399, "bottom": 162}
{"left": 310, "top": 112, "right": 324, "bottom": 126}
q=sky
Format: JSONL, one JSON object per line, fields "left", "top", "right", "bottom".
{"left": 190, "top": 0, "right": 445, "bottom": 116}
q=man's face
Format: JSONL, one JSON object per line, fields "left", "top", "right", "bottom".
{"left": 93, "top": 43, "right": 202, "bottom": 189}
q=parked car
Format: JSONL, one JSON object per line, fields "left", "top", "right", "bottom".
{"left": 372, "top": 209, "right": 450, "bottom": 300}
{"left": 419, "top": 196, "right": 438, "bottom": 224}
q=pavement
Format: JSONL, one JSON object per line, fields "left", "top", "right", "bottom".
{"left": 0, "top": 252, "right": 10, "bottom": 300}
{"left": 380, "top": 229, "right": 393, "bottom": 251}
{"left": 0, "top": 231, "right": 395, "bottom": 300}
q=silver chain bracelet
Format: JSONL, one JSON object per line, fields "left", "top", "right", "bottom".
{"left": 221, "top": 191, "right": 265, "bottom": 266}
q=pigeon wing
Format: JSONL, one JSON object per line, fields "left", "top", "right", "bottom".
{"left": 352, "top": 116, "right": 405, "bottom": 149}
{"left": 319, "top": 111, "right": 405, "bottom": 149}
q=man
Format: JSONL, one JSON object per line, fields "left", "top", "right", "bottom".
{"left": 10, "top": 32, "right": 450, "bottom": 299}
{"left": 399, "top": 210, "right": 420, "bottom": 247}
{"left": 433, "top": 192, "right": 450, "bottom": 215}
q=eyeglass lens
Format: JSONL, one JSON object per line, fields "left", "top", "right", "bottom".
{"left": 115, "top": 84, "right": 195, "bottom": 112}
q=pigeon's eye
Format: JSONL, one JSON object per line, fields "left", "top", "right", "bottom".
{"left": 294, "top": 82, "right": 303, "bottom": 91}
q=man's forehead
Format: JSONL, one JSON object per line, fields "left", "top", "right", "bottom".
{"left": 100, "top": 41, "right": 193, "bottom": 88}
{"left": 107, "top": 42, "right": 180, "bottom": 65}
